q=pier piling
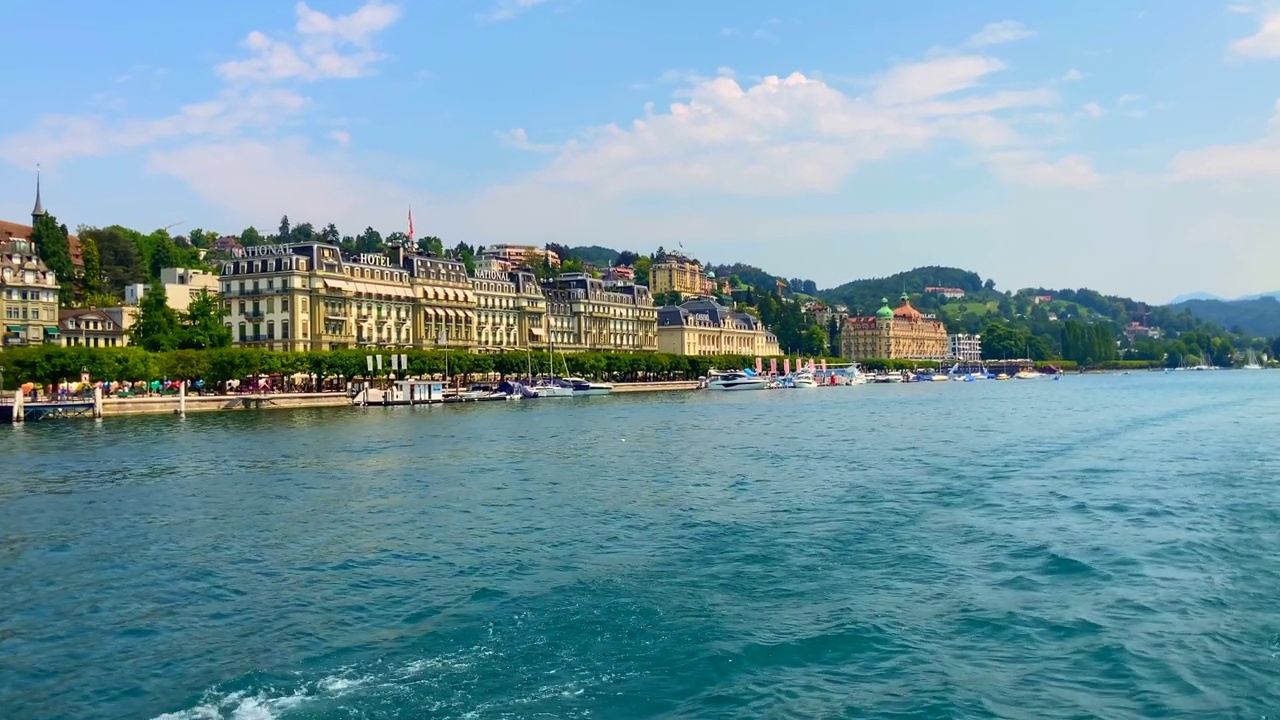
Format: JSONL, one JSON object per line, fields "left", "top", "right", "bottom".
{"left": 93, "top": 386, "right": 103, "bottom": 419}
{"left": 178, "top": 383, "right": 186, "bottom": 418}
{"left": 12, "top": 390, "right": 23, "bottom": 424}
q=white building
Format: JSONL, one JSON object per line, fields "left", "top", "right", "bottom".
{"left": 125, "top": 267, "right": 220, "bottom": 312}
{"left": 948, "top": 333, "right": 982, "bottom": 361}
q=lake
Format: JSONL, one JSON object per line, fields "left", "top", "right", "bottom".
{"left": 2, "top": 371, "right": 1278, "bottom": 719}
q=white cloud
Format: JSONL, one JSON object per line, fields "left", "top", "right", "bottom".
{"left": 1117, "top": 93, "right": 1142, "bottom": 106}
{"left": 873, "top": 55, "right": 1006, "bottom": 106}
{"left": 1228, "top": 4, "right": 1257, "bottom": 14}
{"left": 496, "top": 128, "right": 560, "bottom": 152}
{"left": 0, "top": 1, "right": 397, "bottom": 169}
{"left": 966, "top": 21, "right": 1036, "bottom": 47}
{"left": 1169, "top": 98, "right": 1280, "bottom": 179}
{"left": 1229, "top": 10, "right": 1280, "bottom": 58}
{"left": 1063, "top": 68, "right": 1083, "bottom": 81}
{"left": 217, "top": 1, "right": 402, "bottom": 81}
{"left": 484, "top": 0, "right": 551, "bottom": 22}
{"left": 1081, "top": 102, "right": 1105, "bottom": 118}
{"left": 984, "top": 152, "right": 1102, "bottom": 188}
{"left": 328, "top": 130, "right": 352, "bottom": 146}
{"left": 0, "top": 88, "right": 309, "bottom": 167}
{"left": 719, "top": 27, "right": 741, "bottom": 37}
{"left": 499, "top": 62, "right": 1065, "bottom": 197}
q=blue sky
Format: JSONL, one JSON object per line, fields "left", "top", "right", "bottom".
{"left": 2, "top": 0, "right": 1280, "bottom": 303}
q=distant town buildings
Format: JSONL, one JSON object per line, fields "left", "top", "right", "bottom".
{"left": 1123, "top": 321, "right": 1161, "bottom": 341}
{"left": 841, "top": 294, "right": 948, "bottom": 361}
{"left": 924, "top": 286, "right": 966, "bottom": 299}
{"left": 1, "top": 179, "right": 67, "bottom": 347}
{"left": 478, "top": 243, "right": 560, "bottom": 268}
{"left": 948, "top": 333, "right": 982, "bottom": 362}
{"left": 650, "top": 254, "right": 713, "bottom": 297}
{"left": 804, "top": 300, "right": 849, "bottom": 329}
{"left": 58, "top": 308, "right": 130, "bottom": 348}
{"left": 1033, "top": 294, "right": 1053, "bottom": 305}
{"left": 656, "top": 297, "right": 781, "bottom": 356}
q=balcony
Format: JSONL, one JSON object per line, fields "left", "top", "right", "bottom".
{"left": 238, "top": 334, "right": 275, "bottom": 343}
{"left": 243, "top": 310, "right": 266, "bottom": 320}
{"left": 233, "top": 287, "right": 280, "bottom": 296}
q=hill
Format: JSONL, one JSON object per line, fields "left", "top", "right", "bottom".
{"left": 566, "top": 245, "right": 620, "bottom": 268}
{"left": 817, "top": 266, "right": 990, "bottom": 314}
{"left": 1171, "top": 296, "right": 1280, "bottom": 337}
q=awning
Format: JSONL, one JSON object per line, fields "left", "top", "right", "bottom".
{"left": 324, "top": 278, "right": 353, "bottom": 291}
{"left": 529, "top": 328, "right": 545, "bottom": 336}
{"left": 6, "top": 325, "right": 21, "bottom": 333}
{"left": 443, "top": 308, "right": 458, "bottom": 319}
{"left": 44, "top": 327, "right": 59, "bottom": 335}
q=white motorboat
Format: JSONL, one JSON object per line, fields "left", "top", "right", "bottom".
{"left": 564, "top": 376, "right": 615, "bottom": 395}
{"left": 530, "top": 378, "right": 575, "bottom": 398}
{"left": 871, "top": 372, "right": 903, "bottom": 383}
{"left": 704, "top": 371, "right": 770, "bottom": 391}
{"left": 791, "top": 372, "right": 819, "bottom": 388}
{"left": 1013, "top": 368, "right": 1043, "bottom": 379}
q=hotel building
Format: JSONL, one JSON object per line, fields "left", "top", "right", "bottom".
{"left": 948, "top": 333, "right": 982, "bottom": 362}
{"left": 841, "top": 294, "right": 948, "bottom": 361}
{"left": 220, "top": 242, "right": 474, "bottom": 352}
{"left": 649, "top": 255, "right": 713, "bottom": 297}
{"left": 656, "top": 297, "right": 781, "bottom": 357}
{"left": 540, "top": 273, "right": 657, "bottom": 351}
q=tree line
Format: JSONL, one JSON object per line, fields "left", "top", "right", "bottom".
{"left": 0, "top": 347, "right": 805, "bottom": 388}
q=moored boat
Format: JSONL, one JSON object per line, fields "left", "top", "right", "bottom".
{"left": 704, "top": 371, "right": 770, "bottom": 391}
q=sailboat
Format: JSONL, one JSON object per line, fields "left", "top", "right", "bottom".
{"left": 531, "top": 335, "right": 574, "bottom": 398}
{"left": 1244, "top": 348, "right": 1263, "bottom": 370}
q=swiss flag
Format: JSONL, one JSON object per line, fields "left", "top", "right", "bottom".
{"left": 408, "top": 207, "right": 415, "bottom": 240}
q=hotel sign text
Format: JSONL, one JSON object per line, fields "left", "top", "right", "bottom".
{"left": 357, "top": 253, "right": 391, "bottom": 267}
{"left": 233, "top": 244, "right": 292, "bottom": 258}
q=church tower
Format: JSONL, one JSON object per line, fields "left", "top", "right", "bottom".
{"left": 31, "top": 167, "right": 46, "bottom": 223}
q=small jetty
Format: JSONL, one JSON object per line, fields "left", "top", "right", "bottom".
{"left": 2, "top": 389, "right": 103, "bottom": 423}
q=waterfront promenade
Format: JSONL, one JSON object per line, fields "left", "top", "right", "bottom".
{"left": 87, "top": 380, "right": 701, "bottom": 417}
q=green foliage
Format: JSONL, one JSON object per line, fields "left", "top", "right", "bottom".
{"left": 566, "top": 245, "right": 620, "bottom": 267}
{"left": 1060, "top": 319, "right": 1118, "bottom": 365}
{"left": 240, "top": 226, "right": 265, "bottom": 246}
{"left": 632, "top": 256, "right": 652, "bottom": 287}
{"left": 30, "top": 213, "right": 75, "bottom": 305}
{"left": 819, "top": 266, "right": 985, "bottom": 315}
{"left": 131, "top": 284, "right": 181, "bottom": 352}
{"left": 980, "top": 321, "right": 1050, "bottom": 361}
{"left": 1172, "top": 296, "right": 1280, "bottom": 338}
{"left": 178, "top": 290, "right": 232, "bottom": 350}
{"left": 801, "top": 325, "right": 827, "bottom": 355}
{"left": 0, "top": 347, "right": 795, "bottom": 387}
{"left": 416, "top": 235, "right": 445, "bottom": 256}
{"left": 80, "top": 234, "right": 102, "bottom": 299}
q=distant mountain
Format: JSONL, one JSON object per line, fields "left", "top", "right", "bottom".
{"left": 1169, "top": 292, "right": 1223, "bottom": 305}
{"left": 1170, "top": 296, "right": 1280, "bottom": 337}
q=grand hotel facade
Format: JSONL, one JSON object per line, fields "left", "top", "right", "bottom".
{"left": 219, "top": 242, "right": 659, "bottom": 353}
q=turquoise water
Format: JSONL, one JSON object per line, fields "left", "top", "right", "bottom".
{"left": 3, "top": 373, "right": 1280, "bottom": 719}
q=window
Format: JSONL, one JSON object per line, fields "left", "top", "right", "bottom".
{"left": 266, "top": 298, "right": 275, "bottom": 313}
{"left": 239, "top": 323, "right": 247, "bottom": 341}
{"left": 267, "top": 279, "right": 274, "bottom": 289}
{"left": 239, "top": 301, "right": 246, "bottom": 315}
{"left": 282, "top": 298, "right": 289, "bottom": 312}
{"left": 239, "top": 281, "right": 245, "bottom": 294}
{"left": 31, "top": 309, "right": 38, "bottom": 320}
{"left": 267, "top": 321, "right": 275, "bottom": 340}
{"left": 281, "top": 320, "right": 290, "bottom": 340}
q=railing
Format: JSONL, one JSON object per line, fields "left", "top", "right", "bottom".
{"left": 238, "top": 334, "right": 275, "bottom": 342}
{"left": 232, "top": 287, "right": 286, "bottom": 296}
{"left": 243, "top": 311, "right": 266, "bottom": 320}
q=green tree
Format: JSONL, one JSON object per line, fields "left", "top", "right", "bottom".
{"left": 240, "top": 226, "right": 265, "bottom": 247}
{"left": 633, "top": 255, "right": 652, "bottom": 286}
{"left": 801, "top": 325, "right": 827, "bottom": 355}
{"left": 278, "top": 215, "right": 291, "bottom": 243}
{"left": 80, "top": 234, "right": 102, "bottom": 300}
{"left": 131, "top": 284, "right": 181, "bottom": 352}
{"left": 178, "top": 290, "right": 232, "bottom": 350}
{"left": 30, "top": 213, "right": 75, "bottom": 305}
{"left": 320, "top": 223, "right": 340, "bottom": 244}
{"left": 356, "top": 227, "right": 383, "bottom": 253}
{"left": 386, "top": 231, "right": 409, "bottom": 247}
{"left": 416, "top": 235, "right": 445, "bottom": 256}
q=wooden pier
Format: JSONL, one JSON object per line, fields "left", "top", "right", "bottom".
{"left": 3, "top": 388, "right": 103, "bottom": 423}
